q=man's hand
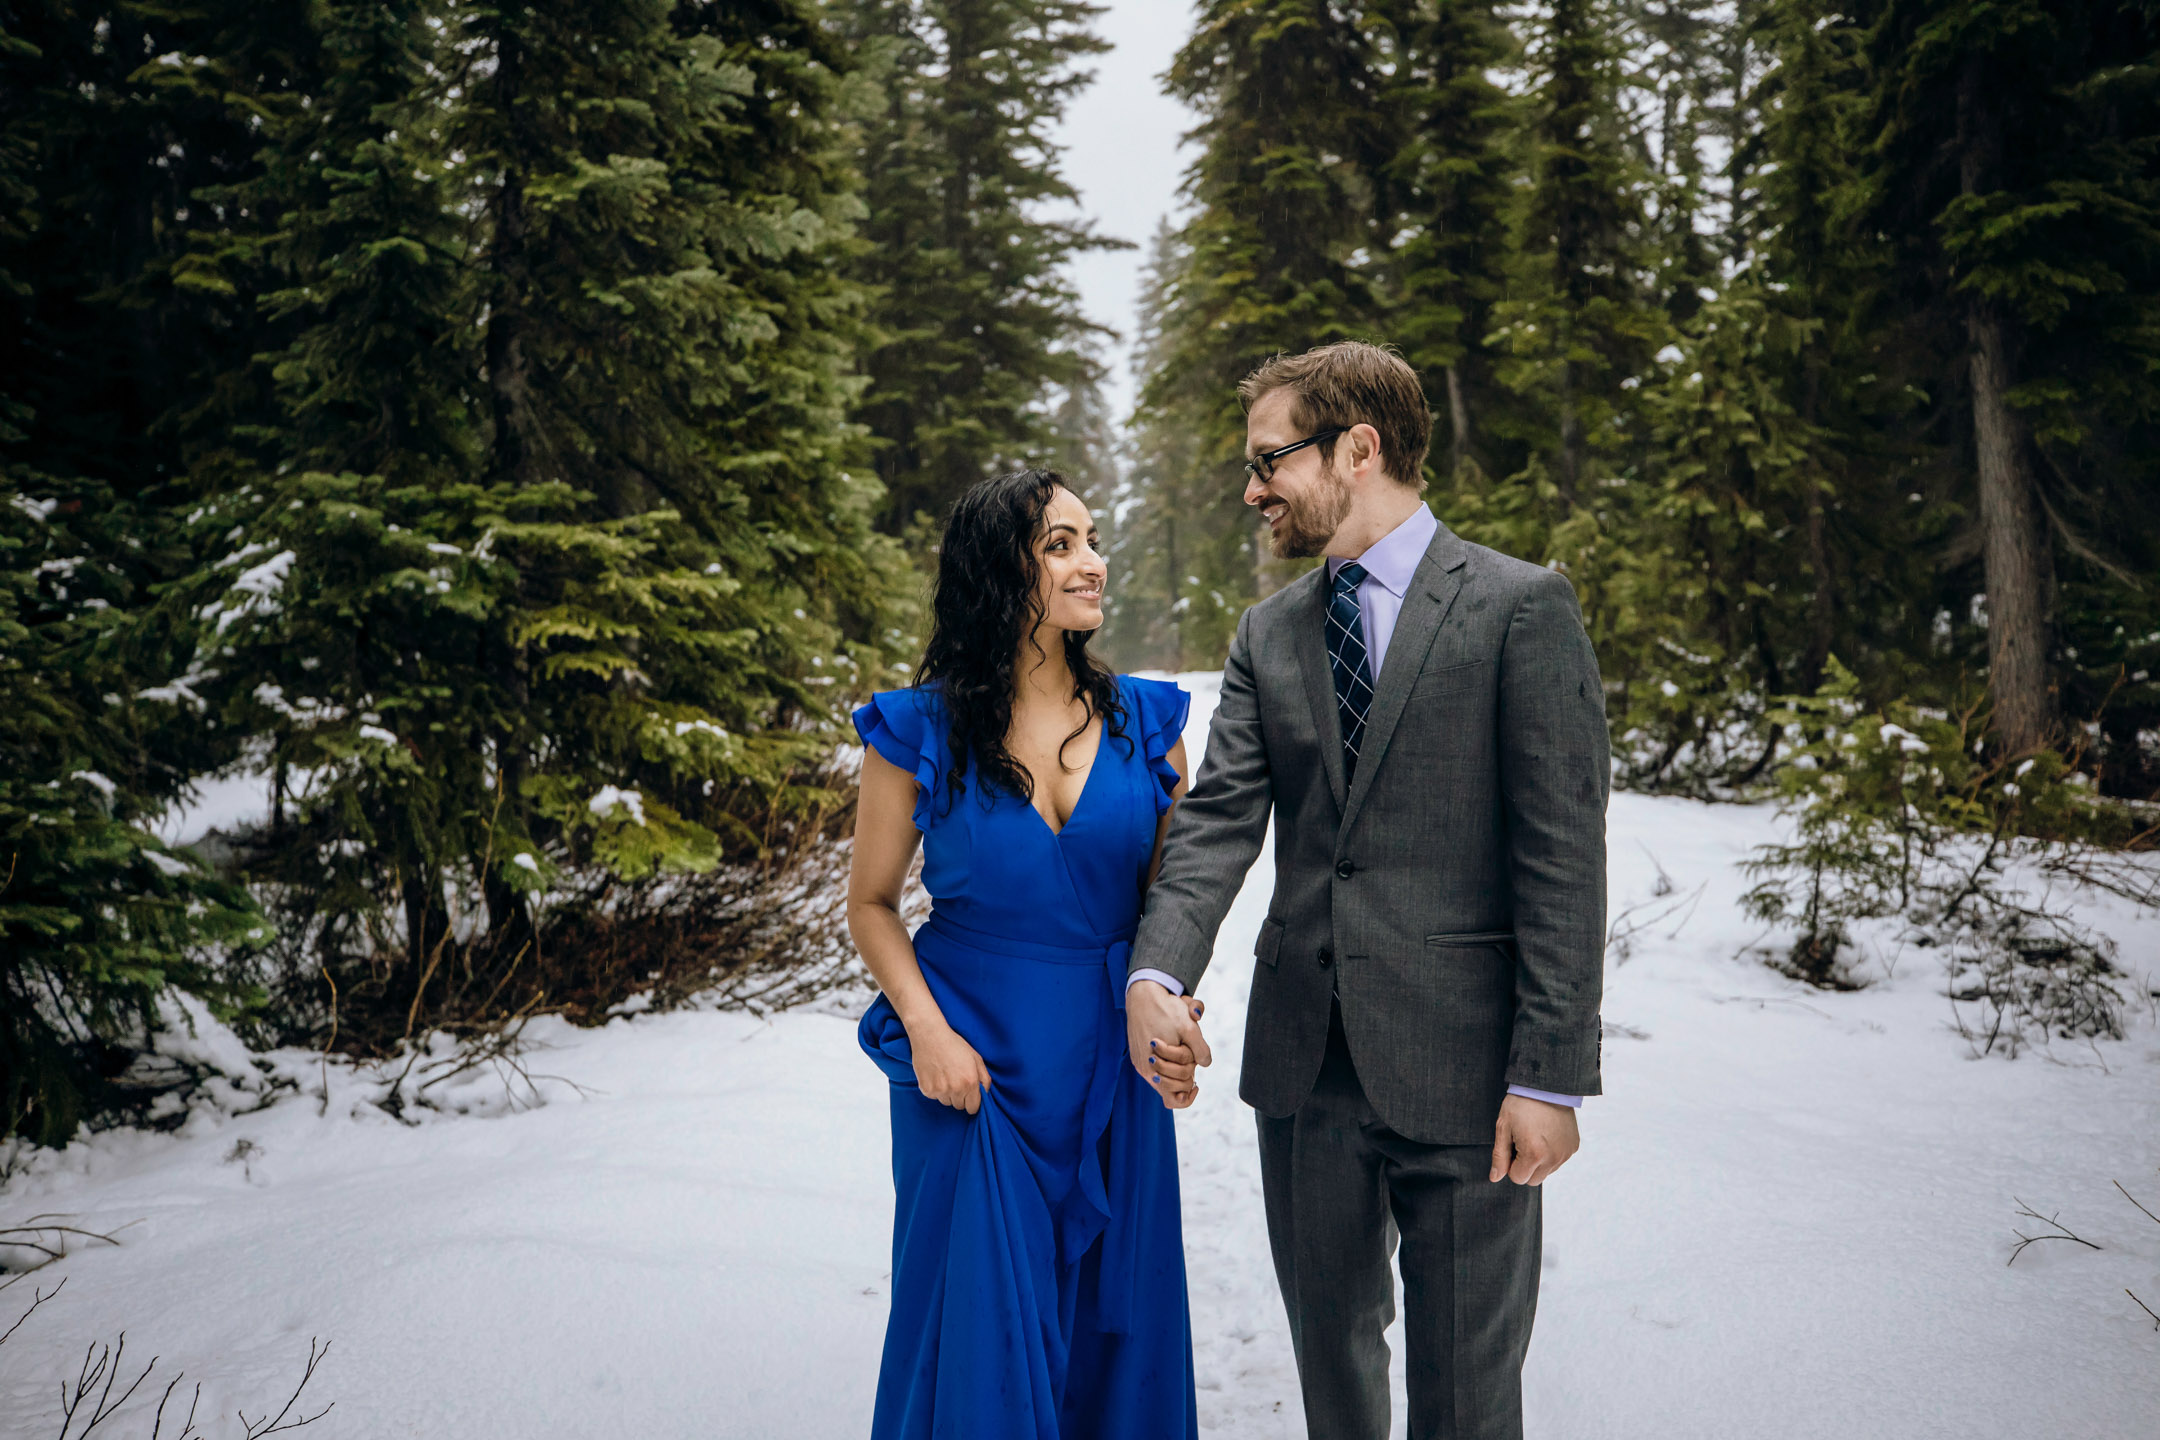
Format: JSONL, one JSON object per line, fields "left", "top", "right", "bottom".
{"left": 1489, "top": 1092, "right": 1580, "bottom": 1185}
{"left": 1126, "top": 980, "right": 1211, "bottom": 1109}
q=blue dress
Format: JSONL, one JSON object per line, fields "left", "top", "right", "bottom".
{"left": 853, "top": 675, "right": 1199, "bottom": 1440}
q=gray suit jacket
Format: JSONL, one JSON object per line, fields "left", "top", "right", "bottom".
{"left": 1131, "top": 518, "right": 1610, "bottom": 1145}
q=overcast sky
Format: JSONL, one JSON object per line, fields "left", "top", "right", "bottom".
{"left": 1050, "top": 1, "right": 1198, "bottom": 424}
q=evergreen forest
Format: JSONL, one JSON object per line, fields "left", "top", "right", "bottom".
{"left": 5, "top": 0, "right": 2158, "bottom": 1145}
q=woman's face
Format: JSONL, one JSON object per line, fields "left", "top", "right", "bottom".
{"left": 1033, "top": 486, "right": 1107, "bottom": 634}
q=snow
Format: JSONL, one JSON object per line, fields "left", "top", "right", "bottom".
{"left": 229, "top": 550, "right": 296, "bottom": 598}
{"left": 587, "top": 785, "right": 647, "bottom": 826}
{"left": 70, "top": 770, "right": 116, "bottom": 799}
{"left": 4, "top": 673, "right": 2157, "bottom": 1439}
{"left": 152, "top": 765, "right": 275, "bottom": 847}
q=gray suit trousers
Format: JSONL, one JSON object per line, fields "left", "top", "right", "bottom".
{"left": 1259, "top": 1001, "right": 1539, "bottom": 1440}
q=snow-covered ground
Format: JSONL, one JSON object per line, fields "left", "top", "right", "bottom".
{"left": 4, "top": 674, "right": 2157, "bottom": 1438}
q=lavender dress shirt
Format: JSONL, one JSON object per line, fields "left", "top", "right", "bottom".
{"left": 1130, "top": 504, "right": 1586, "bottom": 1109}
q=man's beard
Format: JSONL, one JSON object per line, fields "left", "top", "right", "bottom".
{"left": 1269, "top": 468, "right": 1351, "bottom": 559}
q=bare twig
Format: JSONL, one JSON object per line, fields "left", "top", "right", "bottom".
{"left": 317, "top": 964, "right": 338, "bottom": 1116}
{"left": 2113, "top": 1178, "right": 2160, "bottom": 1228}
{"left": 2007, "top": 1199, "right": 2103, "bottom": 1265}
{"left": 2129, "top": 1289, "right": 2160, "bottom": 1332}
{"left": 5, "top": 1268, "right": 334, "bottom": 1434}
{"left": 237, "top": 1337, "right": 333, "bottom": 1437}
{"left": 56, "top": 1331, "right": 159, "bottom": 1439}
{"left": 150, "top": 1375, "right": 203, "bottom": 1440}
{"left": 1605, "top": 876, "right": 1707, "bottom": 965}
{"left": 0, "top": 1216, "right": 129, "bottom": 1275}
{"left": 1, "top": 1275, "right": 66, "bottom": 1345}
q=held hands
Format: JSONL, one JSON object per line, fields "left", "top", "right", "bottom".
{"left": 1126, "top": 980, "right": 1211, "bottom": 1109}
{"left": 911, "top": 1019, "right": 992, "bottom": 1115}
{"left": 1489, "top": 1092, "right": 1580, "bottom": 1185}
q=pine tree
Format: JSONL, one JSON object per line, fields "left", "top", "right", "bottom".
{"left": 1377, "top": 0, "right": 1522, "bottom": 482}
{"left": 151, "top": 0, "right": 905, "bottom": 1037}
{"left": 1129, "top": 0, "right": 1402, "bottom": 638}
{"left": 1858, "top": 0, "right": 2160, "bottom": 759}
{"left": 0, "top": 4, "right": 290, "bottom": 1142}
{"left": 168, "top": 0, "right": 502, "bottom": 986}
{"left": 1592, "top": 0, "right": 1907, "bottom": 787}
{"left": 1625, "top": 0, "right": 1743, "bottom": 313}
{"left": 842, "top": 0, "right": 1121, "bottom": 532}
{"left": 1102, "top": 224, "right": 1246, "bottom": 670}
{"left": 448, "top": 0, "right": 903, "bottom": 947}
{"left": 1490, "top": 0, "right": 1662, "bottom": 510}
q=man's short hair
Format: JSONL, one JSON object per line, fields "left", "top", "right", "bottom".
{"left": 1238, "top": 341, "right": 1432, "bottom": 490}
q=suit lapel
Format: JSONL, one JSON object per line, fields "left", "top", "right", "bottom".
{"left": 1339, "top": 523, "right": 1470, "bottom": 836}
{"left": 1287, "top": 569, "right": 1349, "bottom": 813}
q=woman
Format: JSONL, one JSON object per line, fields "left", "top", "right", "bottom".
{"left": 846, "top": 470, "right": 1202, "bottom": 1439}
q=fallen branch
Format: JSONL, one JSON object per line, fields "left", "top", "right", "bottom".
{"left": 2129, "top": 1290, "right": 2160, "bottom": 1332}
{"left": 0, "top": 1216, "right": 130, "bottom": 1286}
{"left": 2007, "top": 1198, "right": 2103, "bottom": 1265}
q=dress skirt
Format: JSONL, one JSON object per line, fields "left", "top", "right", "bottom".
{"left": 859, "top": 913, "right": 1199, "bottom": 1440}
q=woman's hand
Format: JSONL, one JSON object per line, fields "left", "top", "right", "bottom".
{"left": 910, "top": 1019, "right": 992, "bottom": 1115}
{"left": 1138, "top": 996, "right": 1208, "bottom": 1108}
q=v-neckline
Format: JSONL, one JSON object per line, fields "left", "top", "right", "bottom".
{"left": 1025, "top": 717, "right": 1104, "bottom": 840}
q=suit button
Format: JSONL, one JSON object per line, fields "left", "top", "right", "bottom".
{"left": 1335, "top": 859, "right": 1355, "bottom": 880}
{"left": 1317, "top": 947, "right": 1334, "bottom": 969}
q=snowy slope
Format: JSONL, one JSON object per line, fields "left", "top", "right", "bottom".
{"left": 3, "top": 674, "right": 2156, "bottom": 1439}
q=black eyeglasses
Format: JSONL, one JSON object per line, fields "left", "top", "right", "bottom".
{"left": 1244, "top": 429, "right": 1346, "bottom": 485}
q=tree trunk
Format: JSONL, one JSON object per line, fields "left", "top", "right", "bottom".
{"left": 1798, "top": 482, "right": 1834, "bottom": 691}
{"left": 484, "top": 27, "right": 536, "bottom": 494}
{"left": 1444, "top": 363, "right": 1472, "bottom": 478}
{"left": 1556, "top": 355, "right": 1583, "bottom": 505}
{"left": 1958, "top": 57, "right": 2055, "bottom": 755}
{"left": 1967, "top": 302, "right": 2055, "bottom": 753}
{"left": 1797, "top": 366, "right": 1835, "bottom": 692}
{"left": 402, "top": 867, "right": 443, "bottom": 982}
{"left": 478, "top": 19, "right": 536, "bottom": 962}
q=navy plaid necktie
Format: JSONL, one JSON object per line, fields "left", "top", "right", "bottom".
{"left": 1327, "top": 562, "right": 1374, "bottom": 784}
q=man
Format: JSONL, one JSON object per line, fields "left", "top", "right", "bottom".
{"left": 1126, "top": 341, "right": 1608, "bottom": 1440}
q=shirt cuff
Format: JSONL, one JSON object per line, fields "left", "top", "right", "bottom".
{"left": 1506, "top": 1084, "right": 1583, "bottom": 1108}
{"left": 1125, "top": 968, "right": 1185, "bottom": 997}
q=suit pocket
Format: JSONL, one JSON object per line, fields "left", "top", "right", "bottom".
{"left": 1408, "top": 657, "right": 1488, "bottom": 699}
{"left": 1255, "top": 916, "right": 1285, "bottom": 968}
{"left": 1425, "top": 929, "right": 1515, "bottom": 948}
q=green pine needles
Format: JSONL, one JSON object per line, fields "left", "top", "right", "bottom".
{"left": 2, "top": 0, "right": 921, "bottom": 1136}
{"left": 1742, "top": 659, "right": 2136, "bottom": 1049}
{"left": 841, "top": 0, "right": 1123, "bottom": 533}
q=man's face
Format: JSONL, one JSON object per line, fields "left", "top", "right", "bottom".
{"left": 1245, "top": 387, "right": 1349, "bottom": 560}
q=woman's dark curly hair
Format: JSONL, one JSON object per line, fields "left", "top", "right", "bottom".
{"left": 917, "top": 469, "right": 1127, "bottom": 811}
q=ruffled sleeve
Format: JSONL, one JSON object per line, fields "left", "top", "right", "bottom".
{"left": 1121, "top": 676, "right": 1192, "bottom": 816}
{"left": 853, "top": 687, "right": 947, "bottom": 832}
